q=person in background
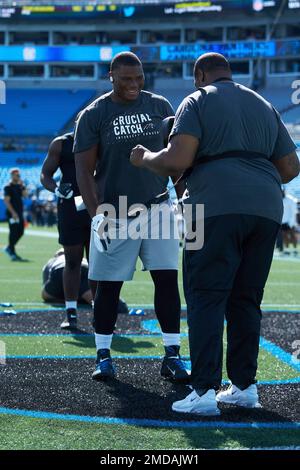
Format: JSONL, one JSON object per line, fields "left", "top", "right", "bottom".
{"left": 40, "top": 132, "right": 128, "bottom": 330}
{"left": 42, "top": 249, "right": 129, "bottom": 321}
{"left": 42, "top": 249, "right": 93, "bottom": 307}
{"left": 282, "top": 189, "right": 299, "bottom": 256}
{"left": 3, "top": 168, "right": 27, "bottom": 261}
{"left": 40, "top": 132, "right": 92, "bottom": 329}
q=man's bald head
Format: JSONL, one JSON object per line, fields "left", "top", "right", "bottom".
{"left": 194, "top": 53, "right": 232, "bottom": 88}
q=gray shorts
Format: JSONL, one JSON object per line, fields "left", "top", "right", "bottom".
{"left": 89, "top": 201, "right": 180, "bottom": 281}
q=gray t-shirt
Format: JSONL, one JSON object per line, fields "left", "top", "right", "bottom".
{"left": 73, "top": 90, "right": 173, "bottom": 212}
{"left": 171, "top": 81, "right": 297, "bottom": 223}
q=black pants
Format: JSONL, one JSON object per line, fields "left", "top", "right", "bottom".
{"left": 183, "top": 214, "right": 279, "bottom": 391}
{"left": 8, "top": 218, "right": 24, "bottom": 253}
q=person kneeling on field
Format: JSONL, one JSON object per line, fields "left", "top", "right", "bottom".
{"left": 42, "top": 249, "right": 129, "bottom": 329}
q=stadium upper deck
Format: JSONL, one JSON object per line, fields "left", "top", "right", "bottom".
{"left": 0, "top": 1, "right": 298, "bottom": 90}
{"left": 0, "top": 2, "right": 299, "bottom": 209}
{"left": 0, "top": 1, "right": 298, "bottom": 126}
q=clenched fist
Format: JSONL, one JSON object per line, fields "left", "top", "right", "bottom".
{"left": 130, "top": 145, "right": 148, "bottom": 168}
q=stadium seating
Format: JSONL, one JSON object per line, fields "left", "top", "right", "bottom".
{"left": 259, "top": 87, "right": 293, "bottom": 113}
{"left": 159, "top": 89, "right": 188, "bottom": 111}
{"left": 0, "top": 89, "right": 95, "bottom": 136}
{"left": 282, "top": 107, "right": 300, "bottom": 125}
{"left": 0, "top": 152, "right": 45, "bottom": 194}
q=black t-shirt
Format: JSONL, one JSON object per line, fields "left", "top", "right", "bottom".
{"left": 42, "top": 255, "right": 88, "bottom": 284}
{"left": 59, "top": 132, "right": 81, "bottom": 197}
{"left": 3, "top": 182, "right": 24, "bottom": 218}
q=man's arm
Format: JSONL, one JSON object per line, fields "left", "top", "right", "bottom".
{"left": 271, "top": 151, "right": 300, "bottom": 183}
{"left": 130, "top": 134, "right": 199, "bottom": 177}
{"left": 40, "top": 138, "right": 62, "bottom": 192}
{"left": 3, "top": 195, "right": 19, "bottom": 220}
{"left": 21, "top": 183, "right": 27, "bottom": 198}
{"left": 75, "top": 144, "right": 99, "bottom": 218}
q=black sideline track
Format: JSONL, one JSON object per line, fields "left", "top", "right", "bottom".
{"left": 0, "top": 309, "right": 299, "bottom": 423}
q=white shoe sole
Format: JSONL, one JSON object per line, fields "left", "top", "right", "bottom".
{"left": 92, "top": 371, "right": 115, "bottom": 381}
{"left": 172, "top": 404, "right": 221, "bottom": 416}
{"left": 216, "top": 398, "right": 262, "bottom": 408}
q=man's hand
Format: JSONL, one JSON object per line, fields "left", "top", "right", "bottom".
{"left": 55, "top": 182, "right": 73, "bottom": 199}
{"left": 130, "top": 145, "right": 148, "bottom": 168}
{"left": 11, "top": 212, "right": 19, "bottom": 222}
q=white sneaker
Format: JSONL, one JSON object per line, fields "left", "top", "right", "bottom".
{"left": 172, "top": 389, "right": 220, "bottom": 416}
{"left": 216, "top": 384, "right": 262, "bottom": 408}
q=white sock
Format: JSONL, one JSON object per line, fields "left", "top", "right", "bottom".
{"left": 65, "top": 301, "right": 77, "bottom": 310}
{"left": 95, "top": 333, "right": 113, "bottom": 351}
{"left": 162, "top": 333, "right": 180, "bottom": 347}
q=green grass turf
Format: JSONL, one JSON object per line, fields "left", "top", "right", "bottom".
{"left": 1, "top": 222, "right": 300, "bottom": 308}
{"left": 0, "top": 414, "right": 299, "bottom": 450}
{"left": 1, "top": 334, "right": 298, "bottom": 381}
{"left": 1, "top": 223, "right": 300, "bottom": 450}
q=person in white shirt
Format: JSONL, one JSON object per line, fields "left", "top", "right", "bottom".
{"left": 282, "top": 190, "right": 299, "bottom": 254}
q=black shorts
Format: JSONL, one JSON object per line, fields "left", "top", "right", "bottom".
{"left": 44, "top": 266, "right": 90, "bottom": 301}
{"left": 57, "top": 198, "right": 91, "bottom": 246}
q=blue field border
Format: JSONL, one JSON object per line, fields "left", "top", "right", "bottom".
{"left": 2, "top": 307, "right": 300, "bottom": 314}
{"left": 0, "top": 332, "right": 178, "bottom": 338}
{"left": 259, "top": 337, "right": 300, "bottom": 372}
{"left": 0, "top": 406, "right": 299, "bottom": 430}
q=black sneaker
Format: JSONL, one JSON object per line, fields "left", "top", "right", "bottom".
{"left": 161, "top": 345, "right": 190, "bottom": 383}
{"left": 60, "top": 308, "right": 77, "bottom": 329}
{"left": 92, "top": 349, "right": 115, "bottom": 381}
{"left": 12, "top": 253, "right": 23, "bottom": 262}
{"left": 4, "top": 246, "right": 14, "bottom": 260}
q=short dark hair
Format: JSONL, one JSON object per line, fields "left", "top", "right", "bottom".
{"left": 194, "top": 53, "right": 230, "bottom": 76}
{"left": 10, "top": 167, "right": 20, "bottom": 175}
{"left": 110, "top": 52, "right": 142, "bottom": 71}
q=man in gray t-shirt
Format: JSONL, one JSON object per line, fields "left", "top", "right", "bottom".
{"left": 74, "top": 84, "right": 172, "bottom": 211}
{"left": 131, "top": 52, "right": 299, "bottom": 416}
{"left": 74, "top": 52, "right": 189, "bottom": 384}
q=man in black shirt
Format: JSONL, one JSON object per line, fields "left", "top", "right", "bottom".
{"left": 41, "top": 131, "right": 129, "bottom": 330}
{"left": 3, "top": 168, "right": 27, "bottom": 261}
{"left": 40, "top": 132, "right": 91, "bottom": 329}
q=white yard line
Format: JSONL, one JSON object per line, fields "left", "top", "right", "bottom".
{"left": 267, "top": 282, "right": 300, "bottom": 285}
{"left": 262, "top": 303, "right": 300, "bottom": 307}
{"left": 0, "top": 280, "right": 40, "bottom": 284}
{"left": 0, "top": 228, "right": 57, "bottom": 238}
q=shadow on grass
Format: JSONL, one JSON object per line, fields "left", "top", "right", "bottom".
{"left": 101, "top": 377, "right": 297, "bottom": 449}
{"left": 63, "top": 335, "right": 155, "bottom": 354}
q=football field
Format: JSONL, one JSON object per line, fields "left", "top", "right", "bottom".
{"left": 0, "top": 223, "right": 299, "bottom": 450}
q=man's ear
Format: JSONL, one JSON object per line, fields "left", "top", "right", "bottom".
{"left": 194, "top": 70, "right": 202, "bottom": 88}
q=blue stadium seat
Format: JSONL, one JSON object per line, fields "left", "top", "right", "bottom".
{"left": 282, "top": 107, "right": 300, "bottom": 125}
{"left": 0, "top": 152, "right": 45, "bottom": 195}
{"left": 259, "top": 88, "right": 292, "bottom": 114}
{"left": 0, "top": 89, "right": 94, "bottom": 136}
